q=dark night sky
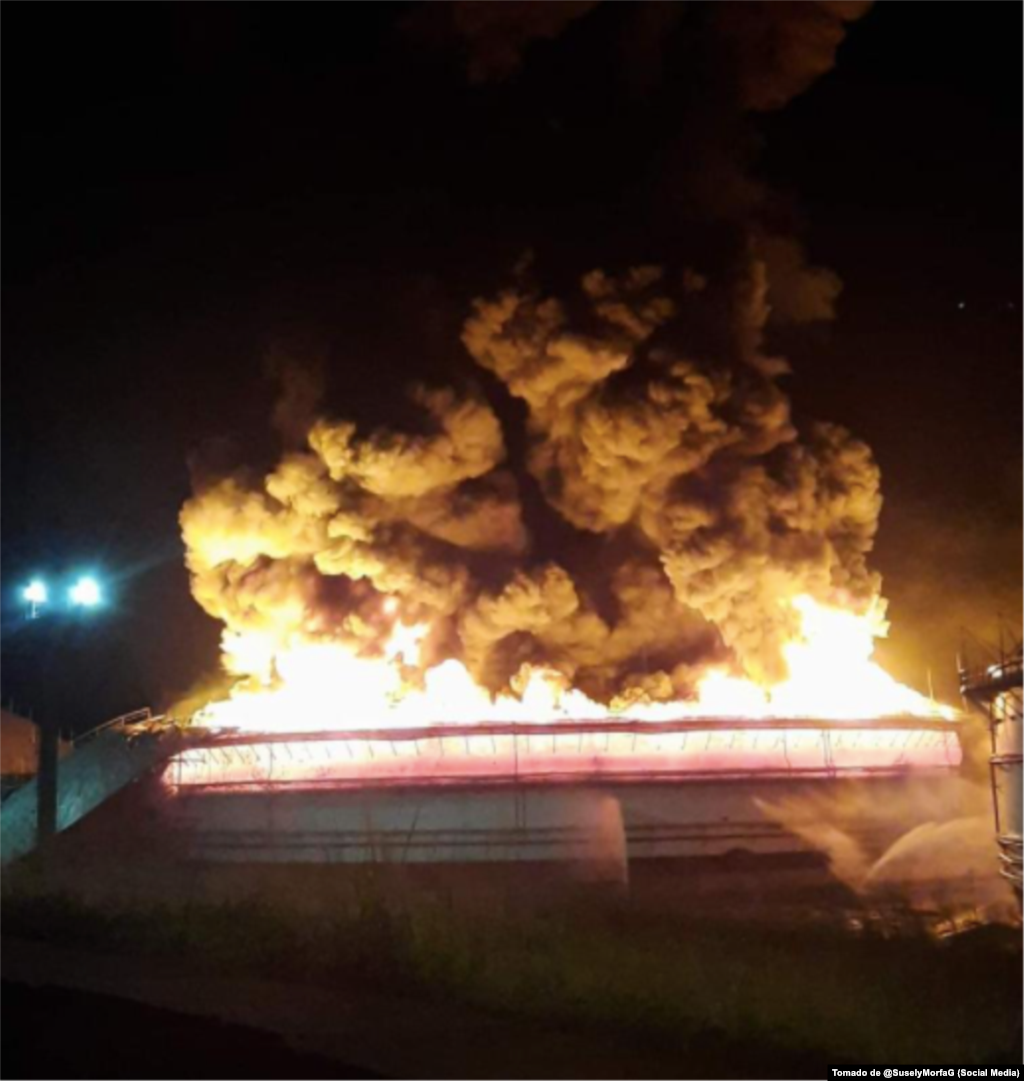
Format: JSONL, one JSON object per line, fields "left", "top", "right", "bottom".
{"left": 3, "top": 2, "right": 1020, "bottom": 730}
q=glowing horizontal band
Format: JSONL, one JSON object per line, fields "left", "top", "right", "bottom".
{"left": 163, "top": 718, "right": 962, "bottom": 791}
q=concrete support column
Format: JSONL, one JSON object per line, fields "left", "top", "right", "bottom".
{"left": 36, "top": 721, "right": 59, "bottom": 844}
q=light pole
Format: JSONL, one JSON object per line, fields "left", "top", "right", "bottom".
{"left": 22, "top": 579, "right": 48, "bottom": 620}
{"left": 19, "top": 573, "right": 106, "bottom": 845}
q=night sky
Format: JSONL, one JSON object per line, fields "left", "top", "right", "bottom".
{"left": 4, "top": 2, "right": 1020, "bottom": 731}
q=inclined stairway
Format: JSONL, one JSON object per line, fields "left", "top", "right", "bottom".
{"left": 0, "top": 710, "right": 184, "bottom": 866}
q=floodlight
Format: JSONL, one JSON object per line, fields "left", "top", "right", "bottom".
{"left": 69, "top": 576, "right": 102, "bottom": 608}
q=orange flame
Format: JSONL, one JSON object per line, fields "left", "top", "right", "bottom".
{"left": 191, "top": 595, "right": 954, "bottom": 732}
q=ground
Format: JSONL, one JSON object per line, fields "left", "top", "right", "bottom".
{"left": 1, "top": 874, "right": 1020, "bottom": 1079}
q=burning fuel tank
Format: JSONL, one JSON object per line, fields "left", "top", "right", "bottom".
{"left": 149, "top": 716, "right": 962, "bottom": 869}
{"left": 4, "top": 712, "right": 982, "bottom": 913}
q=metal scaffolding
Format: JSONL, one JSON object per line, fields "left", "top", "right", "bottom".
{"left": 959, "top": 627, "right": 1023, "bottom": 895}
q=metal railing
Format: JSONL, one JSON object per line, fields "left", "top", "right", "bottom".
{"left": 74, "top": 707, "right": 157, "bottom": 746}
{"left": 999, "top": 830, "right": 1024, "bottom": 890}
{"left": 960, "top": 654, "right": 1023, "bottom": 699}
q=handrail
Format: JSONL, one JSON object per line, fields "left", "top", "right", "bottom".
{"left": 74, "top": 707, "right": 154, "bottom": 746}
{"left": 959, "top": 655, "right": 1023, "bottom": 698}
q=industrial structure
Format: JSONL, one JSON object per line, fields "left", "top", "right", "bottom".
{"left": 2, "top": 710, "right": 966, "bottom": 891}
{"left": 960, "top": 634, "right": 1024, "bottom": 896}
{"left": 153, "top": 717, "right": 960, "bottom": 868}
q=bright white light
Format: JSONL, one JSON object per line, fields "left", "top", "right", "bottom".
{"left": 23, "top": 580, "right": 48, "bottom": 605}
{"left": 69, "top": 576, "right": 102, "bottom": 608}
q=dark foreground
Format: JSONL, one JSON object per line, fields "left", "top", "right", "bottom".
{"left": 1, "top": 862, "right": 1021, "bottom": 1079}
{"left": 0, "top": 972, "right": 834, "bottom": 1081}
{"left": 3, "top": 981, "right": 373, "bottom": 1080}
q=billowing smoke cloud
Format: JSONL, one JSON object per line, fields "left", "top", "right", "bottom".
{"left": 415, "top": 1, "right": 871, "bottom": 103}
{"left": 427, "top": 0, "right": 600, "bottom": 84}
{"left": 757, "top": 236, "right": 843, "bottom": 325}
{"left": 182, "top": 255, "right": 882, "bottom": 699}
{"left": 181, "top": 385, "right": 519, "bottom": 665}
{"left": 408, "top": 1, "right": 868, "bottom": 339}
{"left": 710, "top": 1, "right": 874, "bottom": 112}
{"left": 180, "top": 0, "right": 883, "bottom": 703}
{"left": 461, "top": 261, "right": 879, "bottom": 684}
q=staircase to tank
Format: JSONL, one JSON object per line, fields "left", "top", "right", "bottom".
{"left": 0, "top": 714, "right": 184, "bottom": 866}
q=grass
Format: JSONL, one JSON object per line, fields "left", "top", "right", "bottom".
{"left": 2, "top": 882, "right": 1020, "bottom": 1067}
